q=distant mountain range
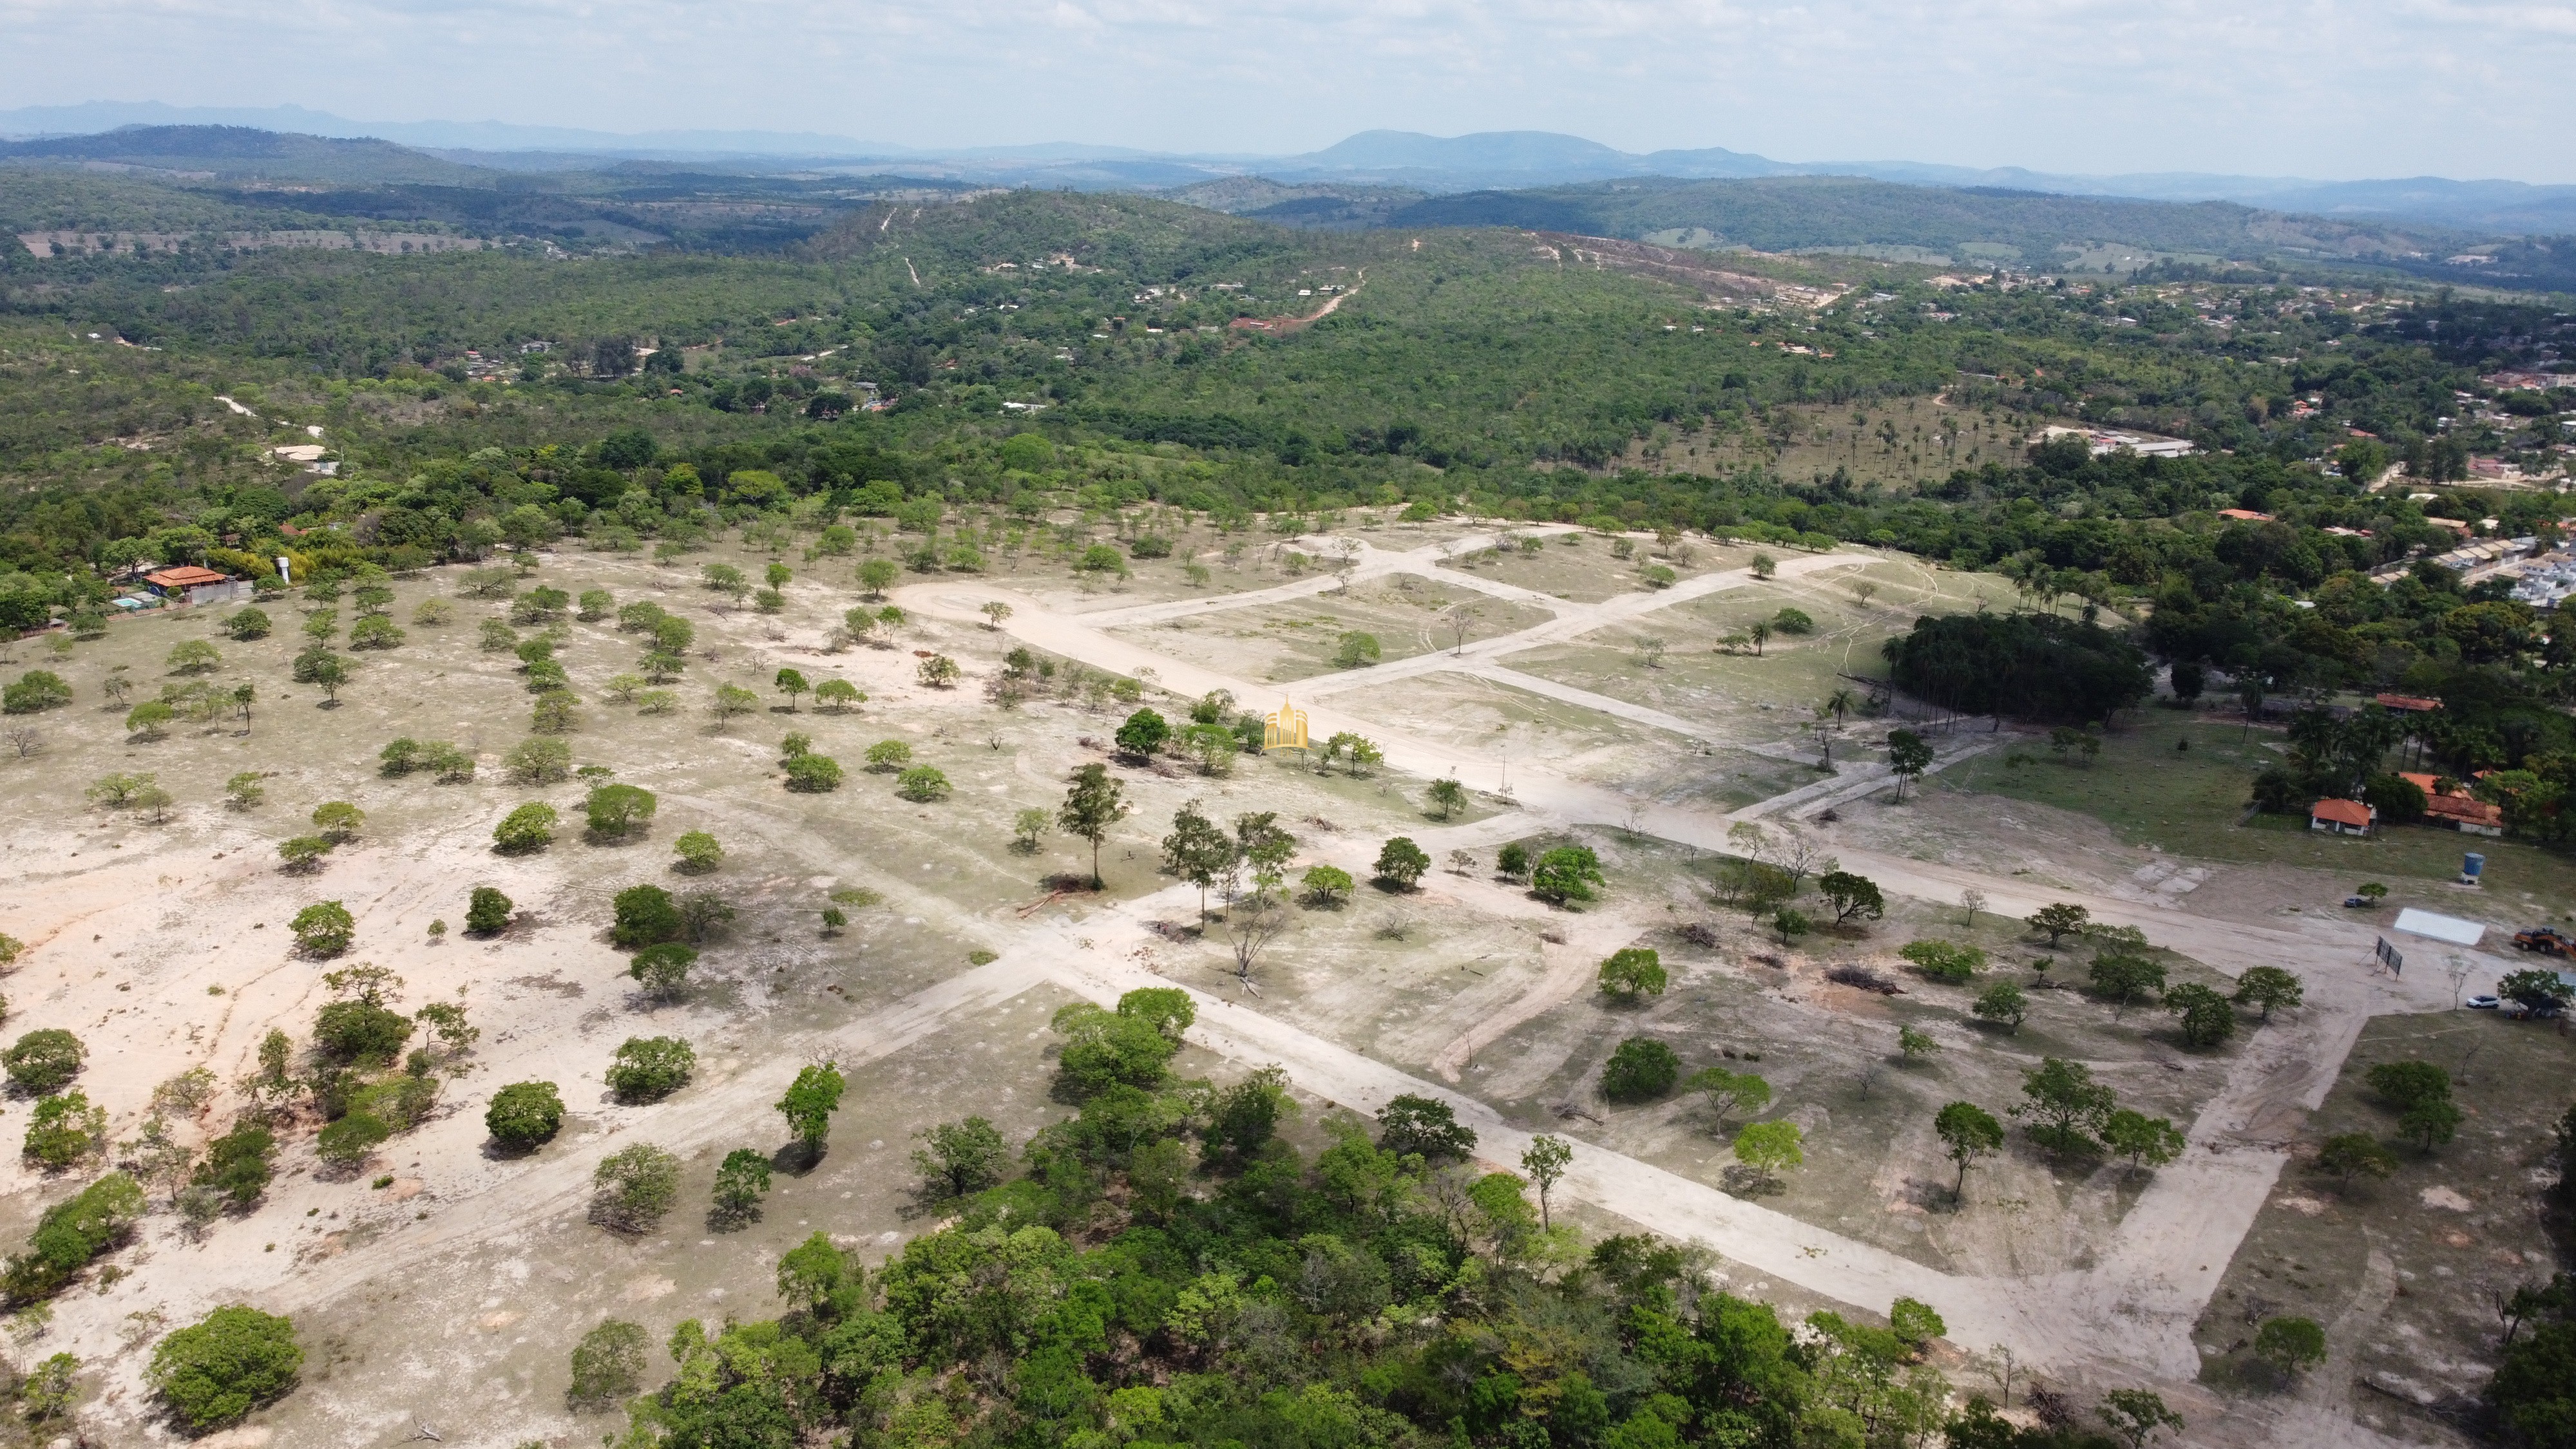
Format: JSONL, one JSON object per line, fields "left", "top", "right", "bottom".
{"left": 0, "top": 103, "right": 2568, "bottom": 234}
{"left": 6, "top": 102, "right": 2575, "bottom": 234}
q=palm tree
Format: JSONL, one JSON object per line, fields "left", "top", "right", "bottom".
{"left": 1822, "top": 687, "right": 1859, "bottom": 728}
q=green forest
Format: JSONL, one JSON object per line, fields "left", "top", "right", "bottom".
{"left": 3, "top": 185, "right": 2575, "bottom": 842}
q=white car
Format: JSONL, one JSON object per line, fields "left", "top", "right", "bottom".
{"left": 2466, "top": 994, "right": 2501, "bottom": 1010}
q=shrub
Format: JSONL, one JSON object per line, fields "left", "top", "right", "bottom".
{"left": 865, "top": 739, "right": 913, "bottom": 772}
{"left": 1601, "top": 1037, "right": 1681, "bottom": 1102}
{"left": 605, "top": 1037, "right": 696, "bottom": 1102}
{"left": 466, "top": 885, "right": 513, "bottom": 934}
{"left": 310, "top": 800, "right": 363, "bottom": 842}
{"left": 1116, "top": 708, "right": 1170, "bottom": 757}
{"left": 349, "top": 616, "right": 405, "bottom": 650}
{"left": 506, "top": 735, "right": 572, "bottom": 783}
{"left": 1301, "top": 864, "right": 1355, "bottom": 905}
{"left": 193, "top": 1126, "right": 276, "bottom": 1209}
{"left": 23, "top": 1092, "right": 108, "bottom": 1168}
{"left": 568, "top": 1318, "right": 649, "bottom": 1412}
{"left": 612, "top": 885, "right": 683, "bottom": 947}
{"left": 3, "top": 670, "right": 72, "bottom": 714}
{"left": 3, "top": 1170, "right": 144, "bottom": 1299}
{"left": 316, "top": 1112, "right": 390, "bottom": 1168}
{"left": 630, "top": 943, "right": 698, "bottom": 1000}
{"left": 1496, "top": 841, "right": 1530, "bottom": 879}
{"left": 591, "top": 1142, "right": 682, "bottom": 1232}
{"left": 1898, "top": 940, "right": 1985, "bottom": 982}
{"left": 486, "top": 1081, "right": 566, "bottom": 1150}
{"left": 786, "top": 753, "right": 846, "bottom": 792}
{"left": 896, "top": 765, "right": 951, "bottom": 801}
{"left": 290, "top": 900, "right": 357, "bottom": 955}
{"left": 1970, "top": 981, "right": 2028, "bottom": 1030}
{"left": 1531, "top": 846, "right": 1605, "bottom": 905}
{"left": 1771, "top": 607, "right": 1815, "bottom": 634}
{"left": 4, "top": 1029, "right": 86, "bottom": 1093}
{"left": 148, "top": 1305, "right": 303, "bottom": 1430}
{"left": 2253, "top": 1315, "right": 2327, "bottom": 1378}
{"left": 585, "top": 784, "right": 658, "bottom": 838}
{"left": 493, "top": 802, "right": 559, "bottom": 853}
{"left": 313, "top": 1000, "right": 412, "bottom": 1064}
{"left": 279, "top": 838, "right": 335, "bottom": 874}
{"left": 673, "top": 831, "right": 723, "bottom": 871}
{"left": 226, "top": 608, "right": 272, "bottom": 640}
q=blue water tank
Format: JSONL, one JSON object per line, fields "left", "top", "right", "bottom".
{"left": 2461, "top": 852, "right": 2486, "bottom": 884}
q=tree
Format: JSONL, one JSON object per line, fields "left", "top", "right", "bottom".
{"left": 917, "top": 654, "right": 960, "bottom": 688}
{"left": 1745, "top": 619, "right": 1771, "bottom": 656}
{"left": 3, "top": 1029, "right": 84, "bottom": 1094}
{"left": 466, "top": 885, "right": 513, "bottom": 934}
{"left": 147, "top": 1305, "right": 302, "bottom": 1430}
{"left": 486, "top": 1081, "right": 565, "bottom": 1150}
{"left": 225, "top": 770, "right": 265, "bottom": 808}
{"left": 1115, "top": 708, "right": 1170, "bottom": 759}
{"left": 1522, "top": 1135, "right": 1572, "bottom": 1228}
{"left": 1333, "top": 631, "right": 1382, "bottom": 668}
{"left": 606, "top": 1037, "right": 696, "bottom": 1102}
{"left": 2252, "top": 1316, "right": 2327, "bottom": 1379}
{"left": 858, "top": 558, "right": 900, "bottom": 597}
{"left": 300, "top": 650, "right": 348, "bottom": 703}
{"left": 290, "top": 900, "right": 356, "bottom": 956}
{"left": 2096, "top": 1388, "right": 2182, "bottom": 1449}
{"left": 2401, "top": 1096, "right": 2465, "bottom": 1151}
{"left": 1732, "top": 1121, "right": 1804, "bottom": 1188}
{"left": 2501, "top": 969, "right": 2576, "bottom": 1016}
{"left": 816, "top": 679, "right": 863, "bottom": 712}
{"left": 1897, "top": 1025, "right": 1937, "bottom": 1062}
{"left": 1884, "top": 729, "right": 1934, "bottom": 802}
{"left": 227, "top": 607, "right": 272, "bottom": 640}
{"left": 1162, "top": 801, "right": 1233, "bottom": 914}
{"left": 1601, "top": 1037, "right": 1680, "bottom": 1102}
{"left": 1598, "top": 947, "right": 1668, "bottom": 1001}
{"left": 712, "top": 683, "right": 759, "bottom": 719}
{"left": 1687, "top": 1066, "right": 1773, "bottom": 1128}
{"left": 1773, "top": 907, "right": 1811, "bottom": 947}
{"left": 125, "top": 700, "right": 177, "bottom": 739}
{"left": 1970, "top": 981, "right": 2028, "bottom": 1031}
{"left": 673, "top": 831, "right": 723, "bottom": 872}
{"left": 1300, "top": 864, "right": 1355, "bottom": 905}
{"left": 167, "top": 638, "right": 222, "bottom": 674}
{"left": 1427, "top": 778, "right": 1469, "bottom": 820}
{"left": 310, "top": 800, "right": 363, "bottom": 842}
{"left": 865, "top": 739, "right": 913, "bottom": 772}
{"left": 980, "top": 600, "right": 1013, "bottom": 629}
{"left": 2233, "top": 966, "right": 2305, "bottom": 1021}
{"left": 2163, "top": 983, "right": 2235, "bottom": 1047}
{"left": 493, "top": 802, "right": 558, "bottom": 853}
{"left": 568, "top": 1319, "right": 650, "bottom": 1412}
{"left": 505, "top": 736, "right": 571, "bottom": 783}
{"left": 1531, "top": 845, "right": 1604, "bottom": 905}
{"left": 2102, "top": 1109, "right": 2186, "bottom": 1177}
{"left": 1816, "top": 871, "right": 1885, "bottom": 926}
{"left": 895, "top": 764, "right": 948, "bottom": 800}
{"left": 1058, "top": 764, "right": 1129, "bottom": 887}
{"left": 1750, "top": 551, "right": 1777, "bottom": 580}
{"left": 585, "top": 784, "right": 657, "bottom": 838}
{"left": 630, "top": 943, "right": 698, "bottom": 1001}
{"left": 778, "top": 1062, "right": 846, "bottom": 1160}
{"left": 1934, "top": 1101, "right": 2004, "bottom": 1198}
{"left": 2028, "top": 902, "right": 2091, "bottom": 945}
{"left": 2314, "top": 1131, "right": 2396, "bottom": 1188}
{"left": 1378, "top": 1095, "right": 1478, "bottom": 1162}
{"left": 787, "top": 753, "right": 847, "bottom": 792}
{"left": 276, "top": 835, "right": 333, "bottom": 872}
{"left": 19, "top": 1350, "right": 78, "bottom": 1423}
{"left": 774, "top": 668, "right": 809, "bottom": 710}
{"left": 612, "top": 884, "right": 683, "bottom": 947}
{"left": 1888, "top": 1296, "right": 1945, "bottom": 1355}
{"left": 712, "top": 1148, "right": 772, "bottom": 1224}
{"left": 912, "top": 1117, "right": 1009, "bottom": 1198}
{"left": 591, "top": 1143, "right": 682, "bottom": 1232}
{"left": 1374, "top": 836, "right": 1431, "bottom": 889}
{"left": 2088, "top": 953, "right": 2166, "bottom": 1017}
{"left": 2367, "top": 1059, "right": 2451, "bottom": 1110}
{"left": 2015, "top": 1057, "right": 2116, "bottom": 1157}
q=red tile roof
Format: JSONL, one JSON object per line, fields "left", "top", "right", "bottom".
{"left": 2425, "top": 795, "right": 2503, "bottom": 828}
{"left": 2375, "top": 694, "right": 2442, "bottom": 712}
{"left": 143, "top": 565, "right": 228, "bottom": 588}
{"left": 2217, "top": 508, "right": 2275, "bottom": 522}
{"left": 2310, "top": 798, "right": 2374, "bottom": 828}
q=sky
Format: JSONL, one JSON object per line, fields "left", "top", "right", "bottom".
{"left": 1, "top": 0, "right": 2570, "bottom": 182}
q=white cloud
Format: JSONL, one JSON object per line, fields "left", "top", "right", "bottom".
{"left": 0, "top": 0, "right": 2564, "bottom": 179}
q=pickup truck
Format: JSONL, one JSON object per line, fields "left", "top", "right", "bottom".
{"left": 2514, "top": 927, "right": 2575, "bottom": 956}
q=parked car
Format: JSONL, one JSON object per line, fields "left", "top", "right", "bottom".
{"left": 2343, "top": 895, "right": 2372, "bottom": 908}
{"left": 2467, "top": 994, "right": 2501, "bottom": 1010}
